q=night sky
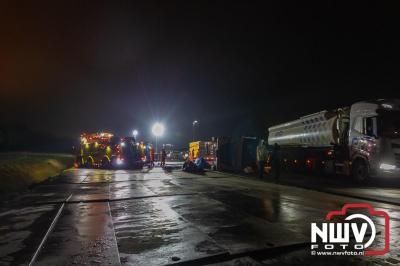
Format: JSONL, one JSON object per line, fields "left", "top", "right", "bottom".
{"left": 1, "top": 1, "right": 399, "bottom": 148}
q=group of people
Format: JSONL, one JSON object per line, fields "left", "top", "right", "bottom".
{"left": 146, "top": 147, "right": 167, "bottom": 168}
{"left": 182, "top": 156, "right": 208, "bottom": 172}
{"left": 256, "top": 140, "right": 281, "bottom": 181}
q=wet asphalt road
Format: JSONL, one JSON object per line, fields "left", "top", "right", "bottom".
{"left": 0, "top": 163, "right": 400, "bottom": 265}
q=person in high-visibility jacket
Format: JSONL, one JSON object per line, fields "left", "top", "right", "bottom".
{"left": 256, "top": 140, "right": 268, "bottom": 178}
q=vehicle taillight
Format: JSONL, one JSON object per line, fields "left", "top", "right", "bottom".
{"left": 115, "top": 145, "right": 121, "bottom": 154}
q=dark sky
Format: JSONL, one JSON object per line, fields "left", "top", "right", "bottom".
{"left": 1, "top": 1, "right": 399, "bottom": 147}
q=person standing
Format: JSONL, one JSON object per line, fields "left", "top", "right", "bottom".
{"left": 271, "top": 143, "right": 281, "bottom": 181}
{"left": 161, "top": 148, "right": 166, "bottom": 168}
{"left": 149, "top": 144, "right": 155, "bottom": 168}
{"left": 256, "top": 140, "right": 268, "bottom": 178}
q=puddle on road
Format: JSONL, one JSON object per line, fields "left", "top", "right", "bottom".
{"left": 0, "top": 204, "right": 58, "bottom": 266}
{"left": 110, "top": 197, "right": 226, "bottom": 265}
{"left": 35, "top": 202, "right": 120, "bottom": 265}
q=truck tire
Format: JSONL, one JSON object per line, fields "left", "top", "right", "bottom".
{"left": 352, "top": 159, "right": 370, "bottom": 183}
{"left": 85, "top": 158, "right": 94, "bottom": 169}
{"left": 101, "top": 158, "right": 111, "bottom": 169}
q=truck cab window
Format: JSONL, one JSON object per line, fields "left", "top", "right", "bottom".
{"left": 365, "top": 117, "right": 375, "bottom": 137}
{"left": 353, "top": 117, "right": 363, "bottom": 133}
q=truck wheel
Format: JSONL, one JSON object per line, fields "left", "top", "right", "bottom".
{"left": 101, "top": 158, "right": 111, "bottom": 169}
{"left": 85, "top": 159, "right": 93, "bottom": 169}
{"left": 352, "top": 159, "right": 370, "bottom": 183}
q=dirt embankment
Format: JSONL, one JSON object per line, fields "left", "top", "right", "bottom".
{"left": 0, "top": 153, "right": 75, "bottom": 193}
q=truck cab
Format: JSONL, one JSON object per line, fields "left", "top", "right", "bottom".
{"left": 349, "top": 99, "right": 400, "bottom": 180}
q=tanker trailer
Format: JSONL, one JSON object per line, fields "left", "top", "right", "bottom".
{"left": 268, "top": 99, "right": 400, "bottom": 182}
{"left": 268, "top": 108, "right": 350, "bottom": 176}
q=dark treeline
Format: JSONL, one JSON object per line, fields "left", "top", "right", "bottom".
{"left": 0, "top": 125, "right": 76, "bottom": 153}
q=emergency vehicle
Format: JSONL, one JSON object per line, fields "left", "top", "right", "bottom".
{"left": 189, "top": 141, "right": 216, "bottom": 166}
{"left": 137, "top": 142, "right": 154, "bottom": 165}
{"left": 76, "top": 132, "right": 143, "bottom": 169}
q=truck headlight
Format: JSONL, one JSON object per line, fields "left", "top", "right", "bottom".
{"left": 116, "top": 158, "right": 124, "bottom": 165}
{"left": 380, "top": 163, "right": 396, "bottom": 170}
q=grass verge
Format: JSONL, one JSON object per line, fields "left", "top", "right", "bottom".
{"left": 0, "top": 152, "right": 75, "bottom": 193}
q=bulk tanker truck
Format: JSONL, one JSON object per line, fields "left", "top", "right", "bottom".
{"left": 268, "top": 99, "right": 400, "bottom": 182}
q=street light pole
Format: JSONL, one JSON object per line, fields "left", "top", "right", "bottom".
{"left": 152, "top": 122, "right": 165, "bottom": 161}
{"left": 192, "top": 120, "right": 198, "bottom": 141}
{"left": 155, "top": 136, "right": 158, "bottom": 155}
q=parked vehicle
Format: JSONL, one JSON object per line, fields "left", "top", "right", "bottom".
{"left": 216, "top": 136, "right": 259, "bottom": 172}
{"left": 268, "top": 99, "right": 400, "bottom": 182}
{"left": 76, "top": 132, "right": 143, "bottom": 169}
{"left": 138, "top": 142, "right": 154, "bottom": 166}
{"left": 189, "top": 140, "right": 216, "bottom": 167}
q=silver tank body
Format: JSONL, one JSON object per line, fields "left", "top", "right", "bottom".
{"left": 268, "top": 109, "right": 347, "bottom": 147}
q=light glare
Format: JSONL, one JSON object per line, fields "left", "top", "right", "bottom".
{"left": 152, "top": 122, "right": 165, "bottom": 137}
{"left": 380, "top": 163, "right": 396, "bottom": 170}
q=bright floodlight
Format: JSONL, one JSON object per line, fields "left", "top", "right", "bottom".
{"left": 132, "top": 129, "right": 138, "bottom": 138}
{"left": 152, "top": 122, "right": 165, "bottom": 137}
{"left": 193, "top": 120, "right": 198, "bottom": 126}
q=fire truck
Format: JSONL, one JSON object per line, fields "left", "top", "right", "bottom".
{"left": 76, "top": 132, "right": 143, "bottom": 169}
{"left": 189, "top": 140, "right": 217, "bottom": 166}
